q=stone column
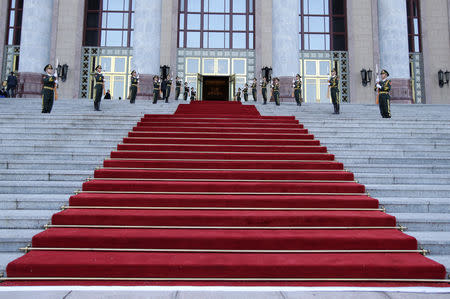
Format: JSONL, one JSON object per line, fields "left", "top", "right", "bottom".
{"left": 133, "top": 0, "right": 162, "bottom": 100}
{"left": 378, "top": 0, "right": 412, "bottom": 103}
{"left": 0, "top": 0, "right": 8, "bottom": 78}
{"left": 272, "top": 0, "right": 300, "bottom": 102}
{"left": 18, "top": 0, "right": 54, "bottom": 98}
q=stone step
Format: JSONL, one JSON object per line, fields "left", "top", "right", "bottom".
{"left": 0, "top": 139, "right": 121, "bottom": 146}
{"left": 0, "top": 252, "right": 24, "bottom": 273}
{"left": 355, "top": 174, "right": 450, "bottom": 185}
{"left": 407, "top": 232, "right": 450, "bottom": 255}
{"left": 379, "top": 197, "right": 450, "bottom": 213}
{"left": 339, "top": 157, "right": 450, "bottom": 165}
{"left": 345, "top": 164, "right": 450, "bottom": 174}
{"left": 0, "top": 160, "right": 99, "bottom": 170}
{"left": 0, "top": 145, "right": 116, "bottom": 153}
{"left": 0, "top": 181, "right": 81, "bottom": 194}
{"left": 0, "top": 229, "right": 43, "bottom": 252}
{"left": 0, "top": 152, "right": 111, "bottom": 161}
{"left": 0, "top": 127, "right": 132, "bottom": 134}
{"left": 366, "top": 184, "right": 450, "bottom": 198}
{"left": 392, "top": 213, "right": 450, "bottom": 232}
{"left": 0, "top": 194, "right": 69, "bottom": 210}
{"left": 0, "top": 210, "right": 55, "bottom": 229}
{"left": 0, "top": 169, "right": 92, "bottom": 182}
{"left": 325, "top": 143, "right": 450, "bottom": 151}
{"left": 427, "top": 255, "right": 450, "bottom": 274}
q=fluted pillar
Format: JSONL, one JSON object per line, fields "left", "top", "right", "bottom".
{"left": 378, "top": 0, "right": 412, "bottom": 103}
{"left": 272, "top": 0, "right": 300, "bottom": 102}
{"left": 133, "top": 0, "right": 162, "bottom": 99}
{"left": 18, "top": 0, "right": 53, "bottom": 97}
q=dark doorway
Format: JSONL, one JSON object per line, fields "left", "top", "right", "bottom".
{"left": 203, "top": 76, "right": 229, "bottom": 101}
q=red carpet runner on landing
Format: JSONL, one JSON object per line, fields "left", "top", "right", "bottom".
{"left": 2, "top": 101, "right": 447, "bottom": 286}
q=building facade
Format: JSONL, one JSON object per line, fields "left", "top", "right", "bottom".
{"left": 1, "top": 0, "right": 449, "bottom": 103}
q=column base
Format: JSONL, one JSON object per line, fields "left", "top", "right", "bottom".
{"left": 17, "top": 72, "right": 43, "bottom": 98}
{"left": 277, "top": 76, "right": 296, "bottom": 102}
{"left": 136, "top": 74, "right": 156, "bottom": 100}
{"left": 390, "top": 78, "right": 413, "bottom": 104}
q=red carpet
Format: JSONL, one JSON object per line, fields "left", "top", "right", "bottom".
{"left": 3, "top": 101, "right": 447, "bottom": 286}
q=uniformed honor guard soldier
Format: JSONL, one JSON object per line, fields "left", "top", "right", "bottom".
{"left": 261, "top": 77, "right": 268, "bottom": 105}
{"left": 243, "top": 84, "right": 249, "bottom": 102}
{"left": 375, "top": 69, "right": 392, "bottom": 118}
{"left": 93, "top": 65, "right": 105, "bottom": 111}
{"left": 175, "top": 76, "right": 182, "bottom": 101}
{"left": 153, "top": 76, "right": 161, "bottom": 104}
{"left": 251, "top": 78, "right": 258, "bottom": 102}
{"left": 236, "top": 88, "right": 242, "bottom": 102}
{"left": 293, "top": 74, "right": 302, "bottom": 106}
{"left": 272, "top": 77, "right": 280, "bottom": 106}
{"left": 129, "top": 70, "right": 138, "bottom": 104}
{"left": 328, "top": 68, "right": 340, "bottom": 114}
{"left": 41, "top": 64, "right": 57, "bottom": 113}
{"left": 190, "top": 87, "right": 196, "bottom": 101}
{"left": 183, "top": 82, "right": 189, "bottom": 101}
{"left": 165, "top": 75, "right": 172, "bottom": 103}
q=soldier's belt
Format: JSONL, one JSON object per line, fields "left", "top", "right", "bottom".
{"left": 295, "top": 88, "right": 301, "bottom": 90}
{"left": 379, "top": 91, "right": 389, "bottom": 94}
{"left": 95, "top": 83, "right": 104, "bottom": 87}
{"left": 43, "top": 86, "right": 54, "bottom": 90}
{"left": 131, "top": 84, "right": 138, "bottom": 87}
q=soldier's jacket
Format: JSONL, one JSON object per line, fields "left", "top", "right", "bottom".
{"left": 130, "top": 76, "right": 139, "bottom": 86}
{"left": 261, "top": 81, "right": 267, "bottom": 89}
{"left": 375, "top": 79, "right": 391, "bottom": 93}
{"left": 94, "top": 73, "right": 104, "bottom": 86}
{"left": 243, "top": 87, "right": 248, "bottom": 94}
{"left": 176, "top": 80, "right": 182, "bottom": 88}
{"left": 184, "top": 86, "right": 189, "bottom": 94}
{"left": 294, "top": 80, "right": 301, "bottom": 90}
{"left": 251, "top": 82, "right": 257, "bottom": 90}
{"left": 167, "top": 79, "right": 172, "bottom": 87}
{"left": 272, "top": 83, "right": 280, "bottom": 92}
{"left": 153, "top": 82, "right": 160, "bottom": 90}
{"left": 42, "top": 75, "right": 57, "bottom": 89}
{"left": 329, "top": 76, "right": 339, "bottom": 89}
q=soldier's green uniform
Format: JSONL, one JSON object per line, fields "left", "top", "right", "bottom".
{"left": 261, "top": 80, "right": 268, "bottom": 104}
{"left": 93, "top": 71, "right": 104, "bottom": 111}
{"left": 329, "top": 75, "right": 340, "bottom": 114}
{"left": 41, "top": 71, "right": 56, "bottom": 113}
{"left": 375, "top": 70, "right": 392, "bottom": 118}
{"left": 129, "top": 76, "right": 138, "bottom": 104}
{"left": 165, "top": 78, "right": 172, "bottom": 103}
{"left": 153, "top": 79, "right": 161, "bottom": 104}
{"left": 272, "top": 81, "right": 280, "bottom": 106}
{"left": 294, "top": 79, "right": 302, "bottom": 106}
{"left": 236, "top": 90, "right": 241, "bottom": 102}
{"left": 243, "top": 85, "right": 248, "bottom": 101}
{"left": 175, "top": 79, "right": 182, "bottom": 100}
{"left": 190, "top": 89, "right": 196, "bottom": 101}
{"left": 251, "top": 81, "right": 257, "bottom": 101}
{"left": 183, "top": 84, "right": 189, "bottom": 101}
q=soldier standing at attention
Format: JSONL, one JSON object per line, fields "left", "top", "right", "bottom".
{"left": 183, "top": 82, "right": 189, "bottom": 101}
{"left": 236, "top": 88, "right": 242, "bottom": 102}
{"left": 129, "top": 70, "right": 138, "bottom": 104}
{"left": 375, "top": 69, "right": 392, "bottom": 118}
{"left": 41, "top": 64, "right": 57, "bottom": 113}
{"left": 161, "top": 76, "right": 168, "bottom": 102}
{"left": 293, "top": 74, "right": 302, "bottom": 106}
{"left": 251, "top": 78, "right": 258, "bottom": 102}
{"left": 175, "top": 76, "right": 182, "bottom": 101}
{"left": 153, "top": 76, "right": 161, "bottom": 104}
{"left": 190, "top": 87, "right": 196, "bottom": 101}
{"left": 243, "top": 84, "right": 249, "bottom": 102}
{"left": 261, "top": 77, "right": 268, "bottom": 105}
{"left": 328, "top": 68, "right": 340, "bottom": 114}
{"left": 165, "top": 75, "right": 172, "bottom": 103}
{"left": 93, "top": 65, "right": 104, "bottom": 111}
{"left": 272, "top": 77, "right": 280, "bottom": 106}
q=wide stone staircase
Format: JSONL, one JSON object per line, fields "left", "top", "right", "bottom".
{"left": 0, "top": 98, "right": 449, "bottom": 277}
{"left": 0, "top": 98, "right": 178, "bottom": 272}
{"left": 257, "top": 102, "right": 450, "bottom": 275}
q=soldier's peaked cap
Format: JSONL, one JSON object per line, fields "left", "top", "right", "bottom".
{"left": 44, "top": 64, "right": 53, "bottom": 72}
{"left": 381, "top": 69, "right": 389, "bottom": 76}
{"left": 95, "top": 65, "right": 102, "bottom": 70}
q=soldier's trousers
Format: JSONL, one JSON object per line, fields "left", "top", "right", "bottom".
{"left": 184, "top": 92, "right": 188, "bottom": 101}
{"left": 94, "top": 85, "right": 102, "bottom": 111}
{"left": 252, "top": 90, "right": 257, "bottom": 101}
{"left": 273, "top": 91, "right": 280, "bottom": 106}
{"left": 166, "top": 87, "right": 171, "bottom": 101}
{"left": 294, "top": 89, "right": 301, "bottom": 106}
{"left": 41, "top": 88, "right": 54, "bottom": 113}
{"left": 175, "top": 88, "right": 180, "bottom": 100}
{"left": 129, "top": 86, "right": 137, "bottom": 104}
{"left": 379, "top": 94, "right": 391, "bottom": 118}
{"left": 153, "top": 90, "right": 160, "bottom": 104}
{"left": 331, "top": 88, "right": 339, "bottom": 113}
{"left": 244, "top": 93, "right": 248, "bottom": 101}
{"left": 262, "top": 89, "right": 267, "bottom": 104}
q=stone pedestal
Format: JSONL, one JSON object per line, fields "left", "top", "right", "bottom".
{"left": 136, "top": 74, "right": 156, "bottom": 100}
{"left": 378, "top": 0, "right": 413, "bottom": 103}
{"left": 272, "top": 0, "right": 299, "bottom": 101}
{"left": 17, "top": 72, "right": 43, "bottom": 98}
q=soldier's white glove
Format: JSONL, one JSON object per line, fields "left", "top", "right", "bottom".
{"left": 55, "top": 79, "right": 59, "bottom": 85}
{"left": 328, "top": 83, "right": 331, "bottom": 86}
{"left": 376, "top": 84, "right": 381, "bottom": 89}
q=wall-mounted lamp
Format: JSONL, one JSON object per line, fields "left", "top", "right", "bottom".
{"left": 160, "top": 65, "right": 170, "bottom": 80}
{"left": 57, "top": 64, "right": 69, "bottom": 82}
{"left": 438, "top": 69, "right": 450, "bottom": 88}
{"left": 261, "top": 66, "right": 272, "bottom": 82}
{"left": 360, "top": 68, "right": 372, "bottom": 87}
